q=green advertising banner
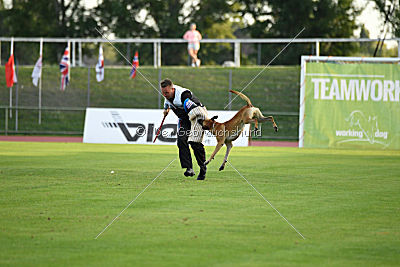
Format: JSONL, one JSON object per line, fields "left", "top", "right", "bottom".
{"left": 301, "top": 60, "right": 400, "bottom": 149}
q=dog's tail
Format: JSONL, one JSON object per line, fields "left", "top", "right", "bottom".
{"left": 229, "top": 90, "right": 253, "bottom": 107}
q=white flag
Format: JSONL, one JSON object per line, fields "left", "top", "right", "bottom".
{"left": 13, "top": 57, "right": 18, "bottom": 84}
{"left": 32, "top": 56, "right": 42, "bottom": 87}
{"left": 95, "top": 45, "right": 104, "bottom": 82}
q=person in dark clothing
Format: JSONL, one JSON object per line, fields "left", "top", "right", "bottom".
{"left": 161, "top": 78, "right": 208, "bottom": 180}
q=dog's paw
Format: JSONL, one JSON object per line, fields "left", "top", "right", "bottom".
{"left": 219, "top": 165, "right": 225, "bottom": 171}
{"left": 274, "top": 125, "right": 278, "bottom": 132}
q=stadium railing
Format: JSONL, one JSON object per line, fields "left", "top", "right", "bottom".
{"left": 0, "top": 37, "right": 399, "bottom": 67}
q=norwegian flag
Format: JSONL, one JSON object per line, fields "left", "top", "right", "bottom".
{"left": 129, "top": 51, "right": 139, "bottom": 79}
{"left": 59, "top": 46, "right": 70, "bottom": 91}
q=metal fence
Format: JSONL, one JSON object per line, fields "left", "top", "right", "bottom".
{"left": 1, "top": 37, "right": 399, "bottom": 67}
{"left": 0, "top": 65, "right": 300, "bottom": 139}
{"left": 1, "top": 106, "right": 85, "bottom": 135}
{"left": 1, "top": 36, "right": 398, "bottom": 139}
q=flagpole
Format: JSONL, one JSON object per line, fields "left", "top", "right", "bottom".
{"left": 87, "top": 66, "right": 91, "bottom": 107}
{"left": 38, "top": 38, "right": 43, "bottom": 124}
{"left": 9, "top": 37, "right": 13, "bottom": 119}
{"left": 68, "top": 41, "right": 71, "bottom": 82}
{"left": 9, "top": 87, "right": 12, "bottom": 119}
{"left": 15, "top": 70, "right": 18, "bottom": 131}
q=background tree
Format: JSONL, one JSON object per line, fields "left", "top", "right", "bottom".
{"left": 1, "top": 0, "right": 376, "bottom": 66}
{"left": 373, "top": 0, "right": 400, "bottom": 36}
{"left": 371, "top": 0, "right": 399, "bottom": 56}
{"left": 96, "top": 0, "right": 187, "bottom": 65}
{"left": 144, "top": 0, "right": 186, "bottom": 65}
{"left": 357, "top": 26, "right": 378, "bottom": 56}
{"left": 94, "top": 0, "right": 153, "bottom": 65}
{"left": 189, "top": 0, "right": 235, "bottom": 65}
{"left": 0, "top": 0, "right": 98, "bottom": 64}
{"left": 95, "top": 0, "right": 236, "bottom": 65}
{"left": 235, "top": 0, "right": 361, "bottom": 64}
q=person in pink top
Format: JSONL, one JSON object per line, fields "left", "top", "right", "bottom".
{"left": 183, "top": 23, "right": 202, "bottom": 67}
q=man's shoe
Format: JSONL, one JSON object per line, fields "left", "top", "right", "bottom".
{"left": 197, "top": 165, "right": 207, "bottom": 180}
{"left": 184, "top": 168, "right": 195, "bottom": 177}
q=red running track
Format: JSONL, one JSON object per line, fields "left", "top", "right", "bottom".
{"left": 0, "top": 136, "right": 298, "bottom": 147}
{"left": 249, "top": 140, "right": 298, "bottom": 147}
{"left": 0, "top": 136, "right": 83, "bottom": 143}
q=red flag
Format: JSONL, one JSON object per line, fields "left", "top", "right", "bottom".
{"left": 5, "top": 55, "right": 16, "bottom": 88}
{"left": 130, "top": 51, "right": 139, "bottom": 79}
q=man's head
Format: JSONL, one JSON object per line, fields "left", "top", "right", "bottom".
{"left": 161, "top": 78, "right": 175, "bottom": 99}
{"left": 190, "top": 23, "right": 196, "bottom": 30}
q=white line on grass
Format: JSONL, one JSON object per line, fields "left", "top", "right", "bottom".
{"left": 95, "top": 158, "right": 176, "bottom": 239}
{"left": 227, "top": 161, "right": 306, "bottom": 239}
{"left": 224, "top": 27, "right": 306, "bottom": 109}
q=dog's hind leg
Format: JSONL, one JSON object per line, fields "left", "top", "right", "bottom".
{"left": 257, "top": 116, "right": 278, "bottom": 132}
{"left": 269, "top": 116, "right": 278, "bottom": 132}
{"left": 219, "top": 142, "right": 233, "bottom": 171}
{"left": 257, "top": 116, "right": 273, "bottom": 122}
{"left": 244, "top": 118, "right": 260, "bottom": 131}
{"left": 254, "top": 108, "right": 278, "bottom": 131}
{"left": 254, "top": 119, "right": 259, "bottom": 130}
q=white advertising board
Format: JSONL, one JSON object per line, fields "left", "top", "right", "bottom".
{"left": 83, "top": 108, "right": 250, "bottom": 146}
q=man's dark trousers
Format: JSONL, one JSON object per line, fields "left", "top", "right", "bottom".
{"left": 177, "top": 118, "right": 206, "bottom": 169}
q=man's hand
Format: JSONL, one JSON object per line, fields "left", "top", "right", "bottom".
{"left": 163, "top": 108, "right": 169, "bottom": 117}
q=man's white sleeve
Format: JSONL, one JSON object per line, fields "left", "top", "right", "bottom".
{"left": 188, "top": 106, "right": 208, "bottom": 121}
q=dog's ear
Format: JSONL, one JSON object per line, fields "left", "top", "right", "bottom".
{"left": 197, "top": 119, "right": 204, "bottom": 125}
{"left": 211, "top": 115, "right": 218, "bottom": 121}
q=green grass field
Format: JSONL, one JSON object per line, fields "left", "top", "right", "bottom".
{"left": 1, "top": 142, "right": 399, "bottom": 266}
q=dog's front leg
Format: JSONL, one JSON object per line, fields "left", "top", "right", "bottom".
{"left": 205, "top": 141, "right": 224, "bottom": 165}
{"left": 219, "top": 142, "right": 233, "bottom": 171}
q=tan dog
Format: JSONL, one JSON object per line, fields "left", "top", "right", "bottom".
{"left": 198, "top": 90, "right": 278, "bottom": 171}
